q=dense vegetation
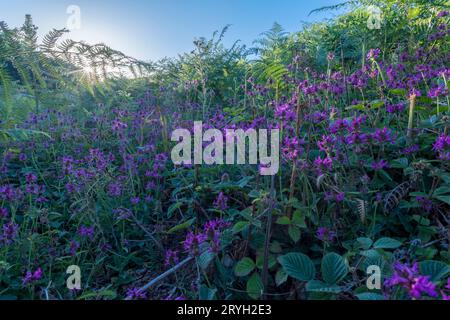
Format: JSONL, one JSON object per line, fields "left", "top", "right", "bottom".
{"left": 1, "top": 0, "right": 450, "bottom": 300}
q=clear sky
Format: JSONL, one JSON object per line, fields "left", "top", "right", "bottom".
{"left": 1, "top": 0, "right": 345, "bottom": 62}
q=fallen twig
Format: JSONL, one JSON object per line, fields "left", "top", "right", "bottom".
{"left": 136, "top": 256, "right": 194, "bottom": 295}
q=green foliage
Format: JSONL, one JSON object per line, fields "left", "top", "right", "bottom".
{"left": 278, "top": 253, "right": 316, "bottom": 281}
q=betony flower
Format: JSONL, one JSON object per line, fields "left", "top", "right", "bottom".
{"left": 22, "top": 268, "right": 43, "bottom": 286}
{"left": 183, "top": 232, "right": 207, "bottom": 256}
{"left": 213, "top": 192, "right": 229, "bottom": 211}
{"left": 1, "top": 221, "right": 19, "bottom": 245}
{"left": 316, "top": 227, "right": 336, "bottom": 243}
{"left": 367, "top": 48, "right": 381, "bottom": 60}
{"left": 78, "top": 225, "right": 95, "bottom": 239}
{"left": 0, "top": 208, "right": 8, "bottom": 219}
{"left": 126, "top": 287, "right": 147, "bottom": 300}
{"left": 384, "top": 262, "right": 437, "bottom": 299}
{"left": 164, "top": 249, "right": 179, "bottom": 267}
{"left": 371, "top": 159, "right": 389, "bottom": 171}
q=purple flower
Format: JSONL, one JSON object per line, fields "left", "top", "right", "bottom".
{"left": 0, "top": 208, "right": 8, "bottom": 219}
{"left": 69, "top": 240, "right": 80, "bottom": 256}
{"left": 213, "top": 192, "right": 229, "bottom": 211}
{"left": 164, "top": 294, "right": 186, "bottom": 300}
{"left": 437, "top": 10, "right": 449, "bottom": 18}
{"left": 416, "top": 196, "right": 433, "bottom": 213}
{"left": 274, "top": 103, "right": 296, "bottom": 122}
{"left": 111, "top": 119, "right": 128, "bottom": 132}
{"left": 25, "top": 172, "right": 37, "bottom": 184}
{"left": 384, "top": 262, "right": 437, "bottom": 299}
{"left": 113, "top": 208, "right": 132, "bottom": 220}
{"left": 316, "top": 227, "right": 336, "bottom": 243}
{"left": 1, "top": 221, "right": 19, "bottom": 245}
{"left": 386, "top": 102, "right": 405, "bottom": 114}
{"left": 183, "top": 232, "right": 206, "bottom": 256}
{"left": 432, "top": 134, "right": 450, "bottom": 160}
{"left": 126, "top": 287, "right": 147, "bottom": 300}
{"left": 164, "top": 249, "right": 179, "bottom": 267}
{"left": 282, "top": 137, "right": 304, "bottom": 160}
{"left": 371, "top": 159, "right": 389, "bottom": 171}
{"left": 402, "top": 144, "right": 420, "bottom": 155}
{"left": 18, "top": 153, "right": 27, "bottom": 162}
{"left": 203, "top": 218, "right": 230, "bottom": 252}
{"left": 324, "top": 191, "right": 345, "bottom": 203}
{"left": 78, "top": 225, "right": 95, "bottom": 239}
{"left": 372, "top": 127, "right": 394, "bottom": 144}
{"left": 108, "top": 182, "right": 122, "bottom": 197}
{"left": 22, "top": 267, "right": 43, "bottom": 286}
{"left": 367, "top": 48, "right": 381, "bottom": 60}
{"left": 314, "top": 156, "right": 333, "bottom": 173}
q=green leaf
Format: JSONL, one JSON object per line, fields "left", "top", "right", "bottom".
{"left": 276, "top": 216, "right": 291, "bottom": 225}
{"left": 321, "top": 253, "right": 348, "bottom": 285}
{"left": 389, "top": 88, "right": 407, "bottom": 96}
{"left": 77, "top": 289, "right": 117, "bottom": 300}
{"left": 198, "top": 251, "right": 215, "bottom": 270}
{"left": 408, "top": 7, "right": 420, "bottom": 19}
{"left": 275, "top": 268, "right": 288, "bottom": 286}
{"left": 246, "top": 272, "right": 264, "bottom": 299}
{"left": 167, "top": 202, "right": 183, "bottom": 217}
{"left": 292, "top": 210, "right": 306, "bottom": 228}
{"left": 278, "top": 252, "right": 315, "bottom": 281}
{"left": 356, "top": 237, "right": 373, "bottom": 250}
{"left": 390, "top": 158, "right": 409, "bottom": 169}
{"left": 232, "top": 221, "right": 249, "bottom": 234}
{"left": 434, "top": 195, "right": 450, "bottom": 206}
{"left": 360, "top": 249, "right": 381, "bottom": 259}
{"left": 166, "top": 218, "right": 195, "bottom": 234}
{"left": 235, "top": 257, "right": 255, "bottom": 277}
{"left": 419, "top": 260, "right": 450, "bottom": 282}
{"left": 305, "top": 280, "right": 342, "bottom": 293}
{"left": 256, "top": 254, "right": 276, "bottom": 270}
{"left": 199, "top": 285, "right": 217, "bottom": 300}
{"left": 288, "top": 225, "right": 301, "bottom": 243}
{"left": 356, "top": 292, "right": 385, "bottom": 300}
{"left": 433, "top": 187, "right": 450, "bottom": 196}
{"left": 373, "top": 237, "right": 402, "bottom": 249}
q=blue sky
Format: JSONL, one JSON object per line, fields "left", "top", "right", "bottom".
{"left": 1, "top": 0, "right": 345, "bottom": 61}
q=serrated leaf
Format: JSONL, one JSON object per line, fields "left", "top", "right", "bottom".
{"left": 373, "top": 237, "right": 402, "bottom": 249}
{"left": 305, "top": 280, "right": 342, "bottom": 293}
{"left": 278, "top": 252, "right": 315, "bottom": 281}
{"left": 321, "top": 253, "right": 348, "bottom": 285}
{"left": 234, "top": 257, "right": 255, "bottom": 277}
{"left": 419, "top": 260, "right": 450, "bottom": 282}
{"left": 256, "top": 253, "right": 276, "bottom": 269}
{"left": 356, "top": 237, "right": 373, "bottom": 250}
{"left": 198, "top": 251, "right": 215, "bottom": 270}
{"left": 275, "top": 268, "right": 288, "bottom": 286}
{"left": 288, "top": 225, "right": 301, "bottom": 243}
{"left": 246, "top": 272, "right": 264, "bottom": 299}
{"left": 360, "top": 249, "right": 381, "bottom": 259}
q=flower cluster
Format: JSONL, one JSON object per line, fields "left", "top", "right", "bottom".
{"left": 384, "top": 262, "right": 437, "bottom": 299}
{"left": 22, "top": 268, "right": 43, "bottom": 286}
